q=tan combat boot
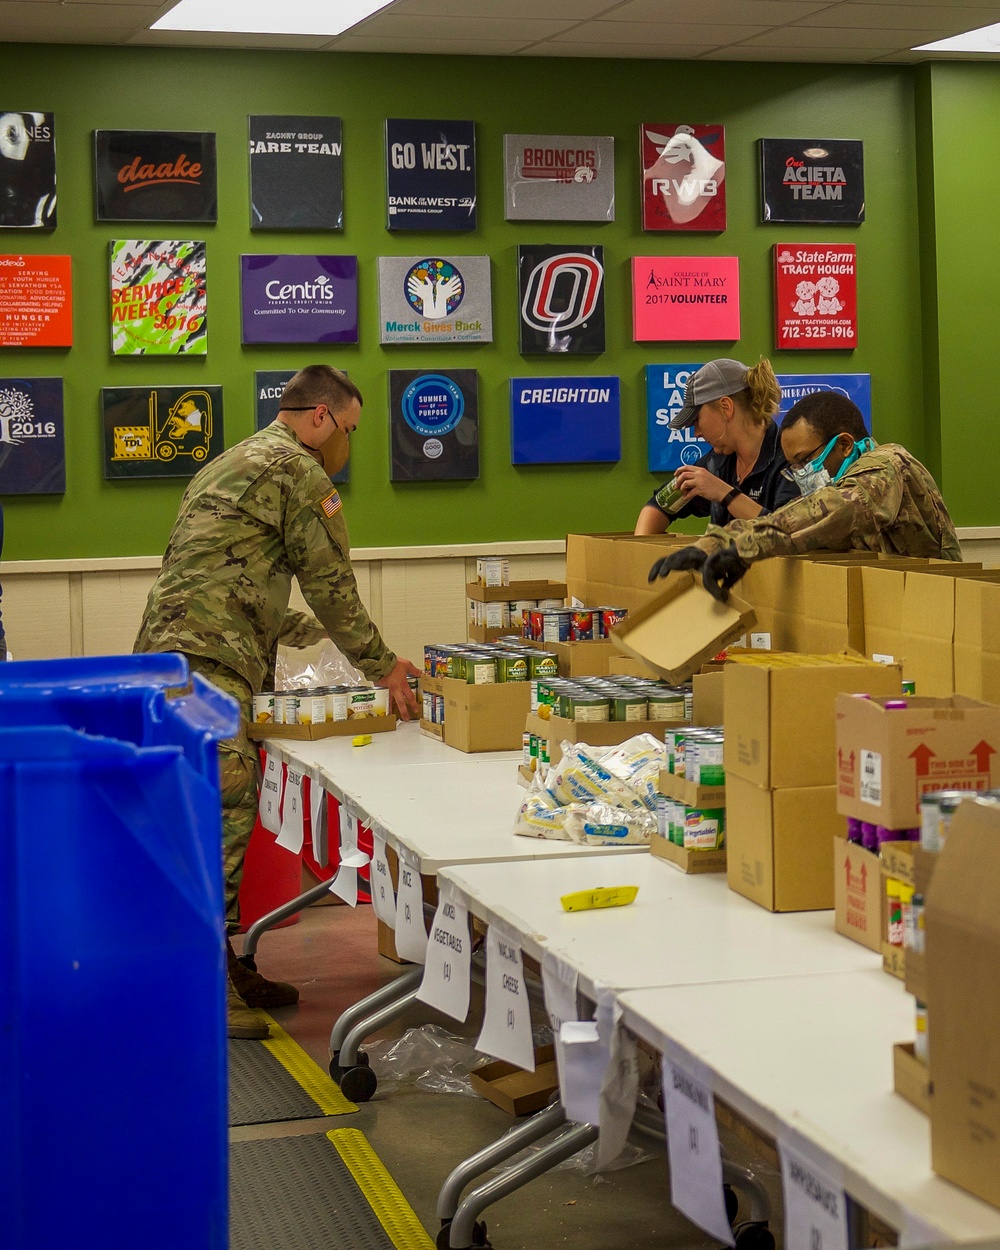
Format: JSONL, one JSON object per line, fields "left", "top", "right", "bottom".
{"left": 227, "top": 938, "right": 300, "bottom": 1009}
{"left": 228, "top": 979, "right": 271, "bottom": 1040}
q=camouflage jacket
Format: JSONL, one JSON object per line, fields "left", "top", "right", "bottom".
{"left": 696, "top": 443, "right": 962, "bottom": 563}
{"left": 135, "top": 421, "right": 395, "bottom": 691}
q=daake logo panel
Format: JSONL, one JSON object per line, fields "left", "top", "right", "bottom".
{"left": 760, "top": 139, "right": 864, "bottom": 225}
{"left": 517, "top": 245, "right": 605, "bottom": 355}
{"left": 94, "top": 130, "right": 217, "bottom": 222}
{"left": 504, "top": 134, "right": 615, "bottom": 222}
{"left": 378, "top": 255, "right": 492, "bottom": 344}
{"left": 641, "top": 123, "right": 726, "bottom": 232}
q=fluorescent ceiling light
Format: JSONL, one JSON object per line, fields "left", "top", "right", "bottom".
{"left": 914, "top": 22, "right": 1000, "bottom": 53}
{"left": 152, "top": 0, "right": 394, "bottom": 36}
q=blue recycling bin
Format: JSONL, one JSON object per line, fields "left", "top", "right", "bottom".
{"left": 0, "top": 654, "right": 238, "bottom": 1250}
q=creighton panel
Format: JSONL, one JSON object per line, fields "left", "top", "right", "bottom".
{"left": 0, "top": 111, "right": 56, "bottom": 229}
{"left": 0, "top": 376, "right": 64, "bottom": 494}
{"left": 102, "top": 385, "right": 223, "bottom": 480}
{"left": 388, "top": 369, "right": 478, "bottom": 482}
{"left": 385, "top": 118, "right": 476, "bottom": 232}
{"left": 94, "top": 129, "right": 217, "bottom": 222}
{"left": 760, "top": 139, "right": 864, "bottom": 225}
{"left": 510, "top": 375, "right": 620, "bottom": 465}
{"left": 641, "top": 123, "right": 726, "bottom": 232}
{"left": 504, "top": 134, "right": 615, "bottom": 222}
{"left": 249, "top": 115, "right": 343, "bottom": 230}
{"left": 517, "top": 244, "right": 605, "bottom": 356}
{"left": 378, "top": 255, "right": 491, "bottom": 345}
{"left": 110, "top": 239, "right": 206, "bottom": 356}
{"left": 254, "top": 369, "right": 349, "bottom": 483}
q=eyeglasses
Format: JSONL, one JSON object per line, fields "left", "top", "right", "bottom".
{"left": 780, "top": 441, "right": 829, "bottom": 482}
{"left": 282, "top": 404, "right": 351, "bottom": 435}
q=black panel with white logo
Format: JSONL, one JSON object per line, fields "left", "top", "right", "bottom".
{"left": 0, "top": 112, "right": 56, "bottom": 229}
{"left": 385, "top": 119, "right": 476, "bottom": 232}
{"left": 760, "top": 139, "right": 864, "bottom": 224}
{"left": 249, "top": 117, "right": 343, "bottom": 230}
{"left": 517, "top": 244, "right": 605, "bottom": 355}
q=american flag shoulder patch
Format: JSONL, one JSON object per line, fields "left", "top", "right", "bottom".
{"left": 320, "top": 490, "right": 342, "bottom": 518}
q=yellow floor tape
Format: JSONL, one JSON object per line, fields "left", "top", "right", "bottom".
{"left": 261, "top": 1013, "right": 359, "bottom": 1116}
{"left": 328, "top": 1127, "right": 436, "bottom": 1250}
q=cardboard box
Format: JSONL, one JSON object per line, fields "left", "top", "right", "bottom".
{"left": 833, "top": 836, "right": 882, "bottom": 952}
{"left": 725, "top": 655, "right": 902, "bottom": 791}
{"left": 613, "top": 655, "right": 662, "bottom": 678}
{"left": 658, "top": 769, "right": 725, "bottom": 810}
{"left": 651, "top": 832, "right": 727, "bottom": 874}
{"left": 955, "top": 579, "right": 1000, "bottom": 703}
{"left": 466, "top": 579, "right": 566, "bottom": 604}
{"left": 611, "top": 572, "right": 756, "bottom": 684}
{"left": 692, "top": 671, "right": 724, "bottom": 727}
{"left": 928, "top": 798, "right": 1000, "bottom": 1207}
{"left": 247, "top": 713, "right": 397, "bottom": 741}
{"left": 525, "top": 711, "right": 675, "bottom": 768}
{"left": 470, "top": 1045, "right": 558, "bottom": 1115}
{"left": 904, "top": 846, "right": 937, "bottom": 1003}
{"left": 835, "top": 693, "right": 1000, "bottom": 829}
{"left": 861, "top": 566, "right": 907, "bottom": 663}
{"left": 522, "top": 636, "right": 620, "bottom": 678}
{"left": 420, "top": 675, "right": 531, "bottom": 752}
{"left": 566, "top": 532, "right": 690, "bottom": 616}
{"left": 894, "top": 1042, "right": 931, "bottom": 1116}
{"left": 468, "top": 623, "right": 512, "bottom": 645}
{"left": 726, "top": 775, "right": 841, "bottom": 912}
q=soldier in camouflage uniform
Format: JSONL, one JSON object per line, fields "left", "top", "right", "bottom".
{"left": 649, "top": 390, "right": 960, "bottom": 598}
{"left": 135, "top": 365, "right": 420, "bottom": 1039}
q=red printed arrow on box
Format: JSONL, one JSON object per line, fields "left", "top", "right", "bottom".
{"left": 971, "top": 740, "right": 996, "bottom": 773}
{"left": 909, "top": 744, "right": 935, "bottom": 777}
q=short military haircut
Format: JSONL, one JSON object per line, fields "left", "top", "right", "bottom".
{"left": 279, "top": 365, "right": 362, "bottom": 414}
{"left": 782, "top": 390, "right": 868, "bottom": 443}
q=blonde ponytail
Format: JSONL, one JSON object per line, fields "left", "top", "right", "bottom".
{"left": 737, "top": 359, "right": 781, "bottom": 426}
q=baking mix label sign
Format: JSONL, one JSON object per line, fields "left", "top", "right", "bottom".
{"left": 0, "top": 254, "right": 71, "bottom": 347}
{"left": 240, "top": 254, "right": 358, "bottom": 345}
{"left": 517, "top": 245, "right": 605, "bottom": 355}
{"left": 776, "top": 373, "right": 871, "bottom": 430}
{"left": 110, "top": 240, "right": 206, "bottom": 356}
{"left": 102, "top": 385, "right": 223, "bottom": 479}
{"left": 645, "top": 363, "right": 710, "bottom": 473}
{"left": 378, "top": 255, "right": 492, "bottom": 344}
{"left": 249, "top": 116, "right": 343, "bottom": 230}
{"left": 774, "top": 245, "right": 856, "bottom": 350}
{"left": 633, "top": 256, "right": 740, "bottom": 341}
{"left": 254, "top": 368, "right": 349, "bottom": 484}
{"left": 94, "top": 130, "right": 217, "bottom": 222}
{"left": 389, "top": 369, "right": 478, "bottom": 482}
{"left": 385, "top": 119, "right": 476, "bottom": 232}
{"left": 0, "top": 111, "right": 56, "bottom": 229}
{"left": 641, "top": 124, "right": 726, "bottom": 232}
{"left": 509, "top": 376, "right": 620, "bottom": 465}
{"left": 0, "top": 376, "right": 65, "bottom": 494}
{"left": 504, "top": 134, "right": 615, "bottom": 222}
{"left": 760, "top": 139, "right": 864, "bottom": 224}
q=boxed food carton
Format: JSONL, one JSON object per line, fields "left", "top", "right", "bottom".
{"left": 522, "top": 636, "right": 620, "bottom": 678}
{"left": 524, "top": 711, "right": 674, "bottom": 768}
{"left": 419, "top": 675, "right": 531, "bottom": 752}
{"left": 565, "top": 532, "right": 694, "bottom": 616}
{"left": 651, "top": 833, "right": 726, "bottom": 875}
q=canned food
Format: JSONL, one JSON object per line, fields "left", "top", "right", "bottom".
{"left": 537, "top": 598, "right": 565, "bottom": 611}
{"left": 466, "top": 656, "right": 498, "bottom": 685}
{"left": 282, "top": 693, "right": 302, "bottom": 725}
{"left": 496, "top": 652, "right": 529, "bottom": 683}
{"left": 510, "top": 600, "right": 536, "bottom": 617}
{"left": 522, "top": 731, "right": 533, "bottom": 769}
{"left": 477, "top": 556, "right": 509, "bottom": 587}
{"left": 529, "top": 733, "right": 539, "bottom": 769}
{"left": 252, "top": 693, "right": 275, "bottom": 724}
{"left": 902, "top": 680, "right": 917, "bottom": 696}
{"left": 542, "top": 611, "right": 572, "bottom": 644}
{"left": 684, "top": 808, "right": 725, "bottom": 850}
{"left": 568, "top": 694, "right": 610, "bottom": 723}
{"left": 920, "top": 789, "right": 965, "bottom": 851}
{"left": 435, "top": 694, "right": 446, "bottom": 724}
{"left": 914, "top": 1001, "right": 929, "bottom": 1064}
{"left": 611, "top": 693, "right": 648, "bottom": 722}
{"left": 694, "top": 736, "right": 725, "bottom": 787}
{"left": 670, "top": 801, "right": 686, "bottom": 846}
{"left": 347, "top": 687, "right": 391, "bottom": 718}
{"left": 645, "top": 690, "right": 687, "bottom": 722}
{"left": 326, "top": 688, "right": 349, "bottom": 722}
{"left": 529, "top": 651, "right": 559, "bottom": 679}
{"left": 598, "top": 607, "right": 628, "bottom": 637}
{"left": 570, "top": 610, "right": 596, "bottom": 641}
{"left": 539, "top": 739, "right": 550, "bottom": 767}
{"left": 298, "top": 693, "right": 328, "bottom": 726}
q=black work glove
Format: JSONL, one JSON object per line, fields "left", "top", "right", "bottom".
{"left": 648, "top": 546, "right": 707, "bottom": 583}
{"left": 702, "top": 544, "right": 749, "bottom": 602}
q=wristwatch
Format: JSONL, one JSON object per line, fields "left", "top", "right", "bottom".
{"left": 721, "top": 487, "right": 742, "bottom": 510}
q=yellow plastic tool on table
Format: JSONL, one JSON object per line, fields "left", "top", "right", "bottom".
{"left": 560, "top": 885, "right": 639, "bottom": 913}
{"left": 352, "top": 734, "right": 373, "bottom": 747}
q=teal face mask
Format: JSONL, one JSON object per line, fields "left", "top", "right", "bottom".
{"left": 785, "top": 435, "right": 875, "bottom": 496}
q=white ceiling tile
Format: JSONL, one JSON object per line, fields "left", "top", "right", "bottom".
{"left": 352, "top": 12, "right": 576, "bottom": 38}
{"left": 389, "top": 0, "right": 616, "bottom": 15}
{"left": 129, "top": 28, "right": 332, "bottom": 46}
{"left": 793, "top": 3, "right": 1000, "bottom": 29}
{"left": 328, "top": 32, "right": 536, "bottom": 52}
{"left": 606, "top": 0, "right": 833, "bottom": 23}
{"left": 552, "top": 19, "right": 771, "bottom": 41}
{"left": 735, "top": 23, "right": 941, "bottom": 46}
{"left": 0, "top": 1, "right": 157, "bottom": 37}
{"left": 519, "top": 37, "right": 718, "bottom": 54}
{"left": 700, "top": 42, "right": 893, "bottom": 59}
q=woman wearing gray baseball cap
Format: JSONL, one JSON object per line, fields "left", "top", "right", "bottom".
{"left": 635, "top": 358, "right": 798, "bottom": 535}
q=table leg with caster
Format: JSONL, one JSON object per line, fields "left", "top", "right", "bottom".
{"left": 239, "top": 880, "right": 335, "bottom": 970}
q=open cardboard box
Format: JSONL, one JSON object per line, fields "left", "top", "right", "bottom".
{"left": 525, "top": 711, "right": 678, "bottom": 768}
{"left": 658, "top": 769, "right": 725, "bottom": 809}
{"left": 833, "top": 834, "right": 882, "bottom": 953}
{"left": 894, "top": 1042, "right": 931, "bottom": 1116}
{"left": 470, "top": 1045, "right": 558, "bottom": 1116}
{"left": 566, "top": 532, "right": 691, "bottom": 616}
{"left": 651, "top": 832, "right": 726, "bottom": 875}
{"left": 611, "top": 571, "right": 756, "bottom": 684}
{"left": 522, "top": 636, "right": 620, "bottom": 678}
{"left": 420, "top": 675, "right": 531, "bottom": 752}
{"left": 247, "top": 713, "right": 397, "bottom": 741}
{"left": 467, "top": 578, "right": 567, "bottom": 604}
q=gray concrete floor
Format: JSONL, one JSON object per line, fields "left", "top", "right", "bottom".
{"left": 232, "top": 901, "right": 784, "bottom": 1250}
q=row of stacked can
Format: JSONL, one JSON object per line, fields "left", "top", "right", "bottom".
{"left": 664, "top": 726, "right": 725, "bottom": 786}
{"left": 656, "top": 797, "right": 726, "bottom": 851}
{"left": 424, "top": 640, "right": 559, "bottom": 684}
{"left": 536, "top": 675, "right": 691, "bottom": 724}
{"left": 252, "top": 685, "right": 391, "bottom": 724}
{"left": 468, "top": 595, "right": 566, "bottom": 631}
{"left": 521, "top": 605, "right": 628, "bottom": 644}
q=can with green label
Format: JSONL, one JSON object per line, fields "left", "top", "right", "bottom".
{"left": 694, "top": 734, "right": 725, "bottom": 787}
{"left": 683, "top": 807, "right": 726, "bottom": 850}
{"left": 569, "top": 694, "right": 611, "bottom": 722}
{"left": 466, "top": 655, "right": 497, "bottom": 685}
{"left": 611, "top": 692, "right": 648, "bottom": 722}
{"left": 646, "top": 689, "right": 687, "bottom": 722}
{"left": 496, "top": 652, "right": 529, "bottom": 683}
{"left": 529, "top": 650, "right": 559, "bottom": 679}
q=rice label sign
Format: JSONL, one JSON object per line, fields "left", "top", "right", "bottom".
{"left": 774, "top": 245, "right": 856, "bottom": 350}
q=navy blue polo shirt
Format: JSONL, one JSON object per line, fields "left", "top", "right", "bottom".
{"left": 648, "top": 420, "right": 799, "bottom": 526}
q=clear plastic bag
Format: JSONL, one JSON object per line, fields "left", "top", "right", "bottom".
{"left": 364, "top": 1024, "right": 489, "bottom": 1098}
{"left": 547, "top": 742, "right": 649, "bottom": 814}
{"left": 274, "top": 640, "right": 366, "bottom": 691}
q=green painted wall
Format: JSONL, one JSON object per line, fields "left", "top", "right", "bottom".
{"left": 0, "top": 44, "right": 924, "bottom": 559}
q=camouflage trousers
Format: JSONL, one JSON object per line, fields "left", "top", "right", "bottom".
{"left": 182, "top": 654, "right": 260, "bottom": 934}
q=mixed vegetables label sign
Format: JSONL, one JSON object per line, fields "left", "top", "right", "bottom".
{"left": 774, "top": 244, "right": 856, "bottom": 350}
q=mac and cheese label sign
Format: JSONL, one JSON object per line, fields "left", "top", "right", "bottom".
{"left": 641, "top": 123, "right": 726, "bottom": 232}
{"left": 240, "top": 254, "right": 358, "bottom": 345}
{"left": 389, "top": 369, "right": 479, "bottom": 482}
{"left": 249, "top": 115, "right": 343, "bottom": 230}
{"left": 504, "top": 134, "right": 615, "bottom": 222}
{"left": 102, "top": 385, "right": 224, "bottom": 480}
{"left": 0, "top": 254, "right": 72, "bottom": 347}
{"left": 94, "top": 130, "right": 217, "bottom": 223}
{"left": 254, "top": 368, "right": 349, "bottom": 484}
{"left": 760, "top": 139, "right": 865, "bottom": 224}
{"left": 510, "top": 376, "right": 621, "bottom": 465}
{"left": 0, "top": 111, "right": 56, "bottom": 229}
{"left": 517, "top": 244, "right": 605, "bottom": 356}
{"left": 110, "top": 240, "right": 206, "bottom": 356}
{"left": 776, "top": 373, "right": 872, "bottom": 431}
{"left": 633, "top": 257, "right": 740, "bottom": 342}
{"left": 774, "top": 244, "right": 857, "bottom": 350}
{"left": 645, "top": 364, "right": 710, "bottom": 473}
{"left": 385, "top": 119, "right": 476, "bottom": 232}
{"left": 377, "top": 255, "right": 492, "bottom": 344}
{"left": 0, "top": 377, "right": 65, "bottom": 494}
